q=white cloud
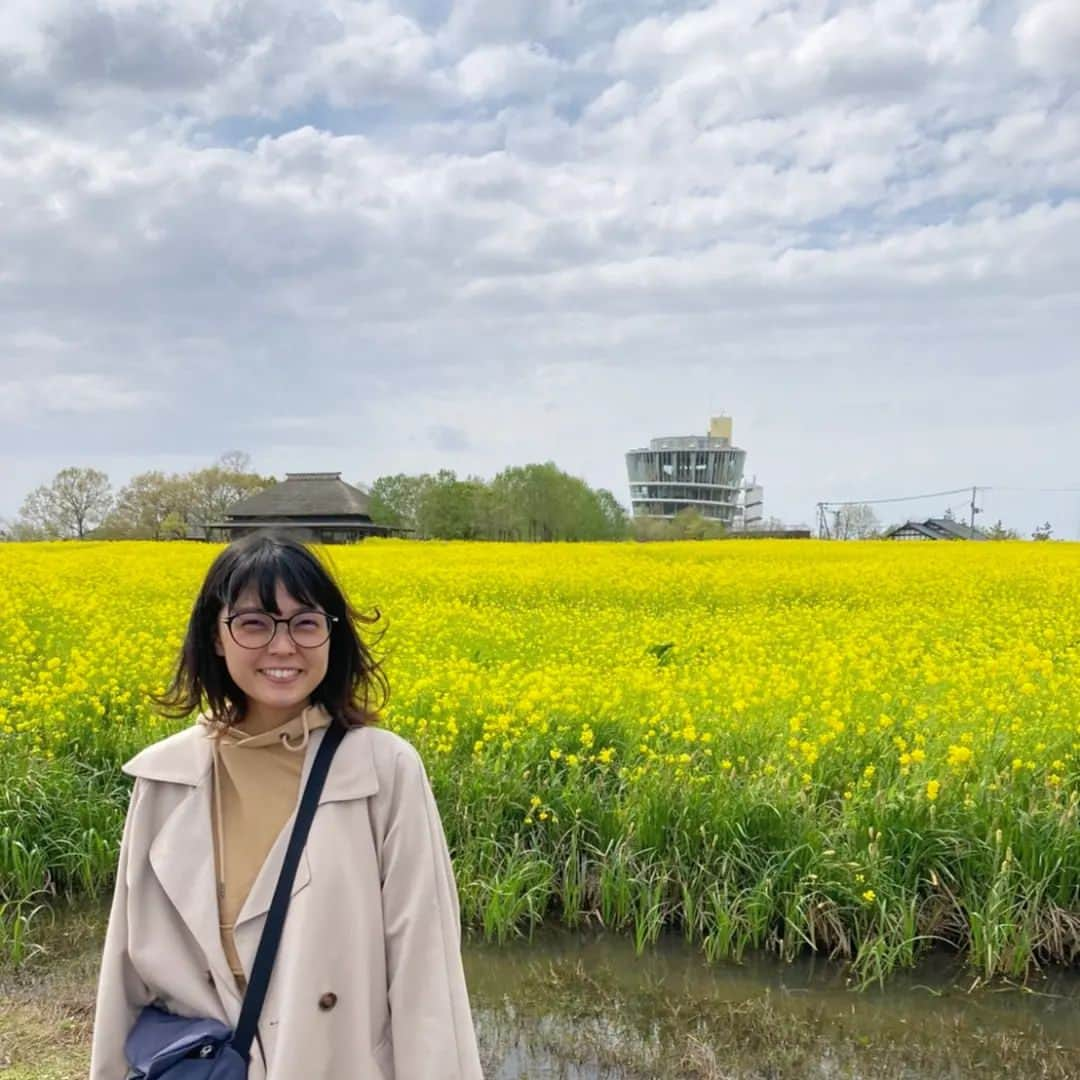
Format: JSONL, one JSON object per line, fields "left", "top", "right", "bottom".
{"left": 1014, "top": 0, "right": 1080, "bottom": 74}
{"left": 455, "top": 42, "right": 563, "bottom": 99}
{"left": 440, "top": 0, "right": 584, "bottom": 50}
{"left": 0, "top": 0, "right": 1076, "bottom": 533}
{"left": 0, "top": 373, "right": 153, "bottom": 417}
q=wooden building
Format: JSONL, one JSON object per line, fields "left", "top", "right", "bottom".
{"left": 205, "top": 472, "right": 407, "bottom": 543}
{"left": 884, "top": 517, "right": 986, "bottom": 541}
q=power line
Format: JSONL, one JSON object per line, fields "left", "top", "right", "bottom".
{"left": 816, "top": 483, "right": 1080, "bottom": 539}
{"left": 986, "top": 486, "right": 1080, "bottom": 494}
{"left": 820, "top": 484, "right": 1080, "bottom": 508}
{"left": 819, "top": 486, "right": 980, "bottom": 508}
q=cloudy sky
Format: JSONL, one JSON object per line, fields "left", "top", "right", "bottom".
{"left": 2, "top": 0, "right": 1078, "bottom": 536}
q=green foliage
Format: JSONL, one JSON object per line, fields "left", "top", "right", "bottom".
{"left": 985, "top": 519, "right": 1020, "bottom": 540}
{"left": 78, "top": 455, "right": 273, "bottom": 541}
{"left": 416, "top": 470, "right": 487, "bottom": 540}
{"left": 19, "top": 468, "right": 113, "bottom": 540}
{"left": 367, "top": 473, "right": 425, "bottom": 530}
{"left": 14, "top": 453, "right": 276, "bottom": 543}
{"left": 182, "top": 460, "right": 276, "bottom": 536}
{"left": 368, "top": 462, "right": 631, "bottom": 542}
{"left": 632, "top": 507, "right": 727, "bottom": 541}
{"left": 99, "top": 471, "right": 189, "bottom": 540}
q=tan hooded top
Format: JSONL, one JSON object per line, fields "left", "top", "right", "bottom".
{"left": 198, "top": 702, "right": 333, "bottom": 992}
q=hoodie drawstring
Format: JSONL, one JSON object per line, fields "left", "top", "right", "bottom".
{"left": 280, "top": 710, "right": 311, "bottom": 752}
{"left": 207, "top": 707, "right": 312, "bottom": 955}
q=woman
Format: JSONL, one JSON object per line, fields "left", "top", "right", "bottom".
{"left": 89, "top": 530, "right": 484, "bottom": 1079}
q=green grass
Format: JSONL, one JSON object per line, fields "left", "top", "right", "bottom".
{"left": 2, "top": 743, "right": 1079, "bottom": 983}
{"left": 1, "top": 540, "right": 1078, "bottom": 982}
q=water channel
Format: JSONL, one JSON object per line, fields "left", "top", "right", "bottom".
{"left": 5, "top": 905, "right": 1078, "bottom": 1078}
{"left": 462, "top": 926, "right": 1080, "bottom": 1078}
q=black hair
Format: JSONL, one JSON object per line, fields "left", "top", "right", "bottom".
{"left": 152, "top": 529, "right": 388, "bottom": 728}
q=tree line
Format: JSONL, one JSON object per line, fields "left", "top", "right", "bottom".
{"left": 367, "top": 465, "right": 631, "bottom": 541}
{"left": 1, "top": 457, "right": 639, "bottom": 542}
{"left": 3, "top": 453, "right": 274, "bottom": 541}
{"left": 3, "top": 458, "right": 1046, "bottom": 544}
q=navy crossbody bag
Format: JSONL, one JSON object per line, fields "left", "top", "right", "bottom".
{"left": 124, "top": 721, "right": 346, "bottom": 1079}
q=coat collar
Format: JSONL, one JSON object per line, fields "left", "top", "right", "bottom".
{"left": 122, "top": 720, "right": 379, "bottom": 804}
{"left": 121, "top": 722, "right": 378, "bottom": 1008}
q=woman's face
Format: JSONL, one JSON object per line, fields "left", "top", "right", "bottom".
{"left": 214, "top": 580, "right": 331, "bottom": 727}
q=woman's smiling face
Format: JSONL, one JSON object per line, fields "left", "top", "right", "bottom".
{"left": 214, "top": 580, "right": 331, "bottom": 731}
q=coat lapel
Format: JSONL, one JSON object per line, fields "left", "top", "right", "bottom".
{"left": 225, "top": 725, "right": 380, "bottom": 973}
{"left": 126, "top": 721, "right": 381, "bottom": 995}
{"left": 146, "top": 773, "right": 239, "bottom": 1001}
{"left": 233, "top": 813, "right": 312, "bottom": 928}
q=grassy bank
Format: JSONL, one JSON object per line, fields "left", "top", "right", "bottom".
{"left": 1, "top": 540, "right": 1078, "bottom": 980}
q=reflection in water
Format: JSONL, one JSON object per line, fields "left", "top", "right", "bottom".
{"left": 462, "top": 926, "right": 1080, "bottom": 1078}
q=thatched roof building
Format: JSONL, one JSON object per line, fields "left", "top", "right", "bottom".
{"left": 206, "top": 472, "right": 407, "bottom": 543}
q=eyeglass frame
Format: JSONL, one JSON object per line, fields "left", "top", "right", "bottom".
{"left": 220, "top": 609, "right": 340, "bottom": 649}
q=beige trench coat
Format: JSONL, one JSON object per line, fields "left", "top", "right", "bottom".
{"left": 89, "top": 721, "right": 484, "bottom": 1079}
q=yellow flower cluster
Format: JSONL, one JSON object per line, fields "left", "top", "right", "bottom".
{"left": 0, "top": 538, "right": 1077, "bottom": 808}
{"left": 3, "top": 537, "right": 1080, "bottom": 974}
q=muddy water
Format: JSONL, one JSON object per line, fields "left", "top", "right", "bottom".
{"left": 461, "top": 927, "right": 1080, "bottom": 1079}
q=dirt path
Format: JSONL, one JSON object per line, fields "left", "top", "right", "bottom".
{"left": 0, "top": 904, "right": 103, "bottom": 1079}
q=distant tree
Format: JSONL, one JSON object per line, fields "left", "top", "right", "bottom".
{"left": 367, "top": 463, "right": 632, "bottom": 542}
{"left": 158, "top": 510, "right": 189, "bottom": 540}
{"left": 669, "top": 507, "right": 707, "bottom": 540}
{"left": 7, "top": 518, "right": 49, "bottom": 541}
{"left": 19, "top": 487, "right": 61, "bottom": 538}
{"left": 368, "top": 473, "right": 426, "bottom": 531}
{"left": 489, "top": 464, "right": 552, "bottom": 541}
{"left": 986, "top": 519, "right": 1020, "bottom": 540}
{"left": 487, "top": 466, "right": 529, "bottom": 540}
{"left": 416, "top": 470, "right": 484, "bottom": 540}
{"left": 1032, "top": 521, "right": 1053, "bottom": 541}
{"left": 631, "top": 516, "right": 669, "bottom": 542}
{"left": 836, "top": 503, "right": 880, "bottom": 539}
{"left": 19, "top": 466, "right": 113, "bottom": 539}
{"left": 631, "top": 509, "right": 726, "bottom": 542}
{"left": 513, "top": 463, "right": 620, "bottom": 541}
{"left": 470, "top": 480, "right": 501, "bottom": 539}
{"left": 182, "top": 454, "right": 275, "bottom": 537}
{"left": 217, "top": 450, "right": 253, "bottom": 474}
{"left": 593, "top": 489, "right": 632, "bottom": 539}
{"left": 107, "top": 471, "right": 189, "bottom": 540}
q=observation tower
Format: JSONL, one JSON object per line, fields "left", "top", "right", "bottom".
{"left": 625, "top": 416, "right": 747, "bottom": 526}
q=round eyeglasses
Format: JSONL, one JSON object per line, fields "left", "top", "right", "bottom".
{"left": 222, "top": 610, "right": 338, "bottom": 650}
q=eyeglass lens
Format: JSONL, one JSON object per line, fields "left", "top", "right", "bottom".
{"left": 229, "top": 612, "right": 331, "bottom": 648}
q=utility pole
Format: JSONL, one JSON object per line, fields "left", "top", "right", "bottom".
{"left": 969, "top": 485, "right": 981, "bottom": 534}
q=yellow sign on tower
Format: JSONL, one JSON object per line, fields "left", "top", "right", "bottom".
{"left": 709, "top": 416, "right": 732, "bottom": 440}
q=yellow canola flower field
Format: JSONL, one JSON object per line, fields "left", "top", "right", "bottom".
{"left": 1, "top": 538, "right": 1078, "bottom": 979}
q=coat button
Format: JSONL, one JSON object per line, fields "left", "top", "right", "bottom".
{"left": 318, "top": 992, "right": 337, "bottom": 1010}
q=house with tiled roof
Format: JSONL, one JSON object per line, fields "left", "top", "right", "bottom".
{"left": 884, "top": 517, "right": 987, "bottom": 541}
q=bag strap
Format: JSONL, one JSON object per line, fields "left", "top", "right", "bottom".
{"left": 231, "top": 720, "right": 347, "bottom": 1061}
